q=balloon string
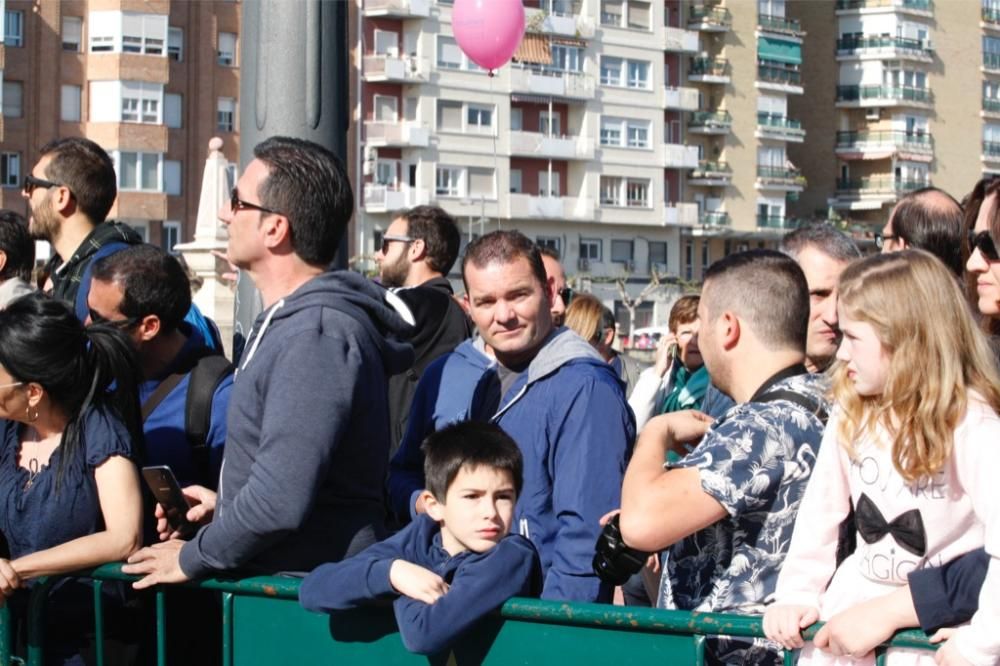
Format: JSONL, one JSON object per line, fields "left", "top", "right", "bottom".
{"left": 491, "top": 71, "right": 500, "bottom": 231}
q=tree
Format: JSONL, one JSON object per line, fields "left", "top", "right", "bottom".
{"left": 616, "top": 268, "right": 662, "bottom": 347}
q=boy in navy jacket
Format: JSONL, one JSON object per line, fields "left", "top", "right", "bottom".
{"left": 299, "top": 421, "right": 541, "bottom": 655}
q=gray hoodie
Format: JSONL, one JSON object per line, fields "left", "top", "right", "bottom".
{"left": 179, "top": 271, "right": 414, "bottom": 578}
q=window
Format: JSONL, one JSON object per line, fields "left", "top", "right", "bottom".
{"left": 2, "top": 82, "right": 23, "bottom": 118}
{"left": 467, "top": 105, "right": 494, "bottom": 133}
{"left": 164, "top": 93, "right": 182, "bottom": 128}
{"left": 438, "top": 100, "right": 494, "bottom": 133}
{"left": 600, "top": 176, "right": 623, "bottom": 205}
{"left": 601, "top": 56, "right": 650, "bottom": 89}
{"left": 684, "top": 240, "right": 693, "bottom": 281}
{"left": 5, "top": 10, "right": 23, "bottom": 47}
{"left": 510, "top": 169, "right": 522, "bottom": 193}
{"left": 600, "top": 117, "right": 622, "bottom": 146}
{"left": 627, "top": 122, "right": 649, "bottom": 148}
{"left": 601, "top": 0, "right": 650, "bottom": 29}
{"left": 116, "top": 152, "right": 162, "bottom": 191}
{"left": 61, "top": 85, "right": 82, "bottom": 122}
{"left": 611, "top": 239, "right": 634, "bottom": 263}
{"left": 601, "top": 0, "right": 622, "bottom": 26}
{"left": 0, "top": 153, "right": 19, "bottom": 188}
{"left": 701, "top": 242, "right": 710, "bottom": 278}
{"left": 468, "top": 167, "right": 495, "bottom": 198}
{"left": 627, "top": 60, "right": 649, "bottom": 89}
{"left": 121, "top": 82, "right": 162, "bottom": 124}
{"left": 627, "top": 0, "right": 651, "bottom": 29}
{"left": 540, "top": 111, "right": 561, "bottom": 136}
{"left": 510, "top": 108, "right": 523, "bottom": 131}
{"left": 164, "top": 161, "right": 181, "bottom": 195}
{"left": 581, "top": 239, "right": 602, "bottom": 261}
{"left": 537, "top": 237, "right": 561, "bottom": 253}
{"left": 600, "top": 56, "right": 623, "bottom": 86}
{"left": 436, "top": 166, "right": 462, "bottom": 197}
{"left": 436, "top": 100, "right": 462, "bottom": 131}
{"left": 89, "top": 11, "right": 167, "bottom": 55}
{"left": 217, "top": 97, "right": 236, "bottom": 132}
{"left": 374, "top": 29, "right": 398, "bottom": 56}
{"left": 539, "top": 171, "right": 560, "bottom": 196}
{"left": 437, "top": 35, "right": 462, "bottom": 69}
{"left": 375, "top": 160, "right": 397, "bottom": 186}
{"left": 218, "top": 31, "right": 237, "bottom": 66}
{"left": 551, "top": 45, "right": 583, "bottom": 73}
{"left": 62, "top": 16, "right": 83, "bottom": 52}
{"left": 648, "top": 241, "right": 667, "bottom": 268}
{"left": 600, "top": 117, "right": 650, "bottom": 148}
{"left": 162, "top": 221, "right": 181, "bottom": 254}
{"left": 168, "top": 27, "right": 183, "bottom": 61}
{"left": 626, "top": 179, "right": 650, "bottom": 207}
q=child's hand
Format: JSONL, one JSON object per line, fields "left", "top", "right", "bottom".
{"left": 813, "top": 588, "right": 916, "bottom": 659}
{"left": 763, "top": 604, "right": 819, "bottom": 650}
{"left": 390, "top": 560, "right": 450, "bottom": 605}
{"left": 932, "top": 634, "right": 973, "bottom": 666}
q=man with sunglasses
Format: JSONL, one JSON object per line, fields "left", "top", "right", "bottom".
{"left": 877, "top": 187, "right": 964, "bottom": 278}
{"left": 539, "top": 246, "right": 571, "bottom": 326}
{"left": 375, "top": 205, "right": 472, "bottom": 460}
{"left": 0, "top": 210, "right": 34, "bottom": 308}
{"left": 22, "top": 138, "right": 143, "bottom": 316}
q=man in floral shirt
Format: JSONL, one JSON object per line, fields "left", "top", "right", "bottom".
{"left": 620, "top": 250, "right": 828, "bottom": 665}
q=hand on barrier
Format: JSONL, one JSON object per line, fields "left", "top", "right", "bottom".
{"left": 0, "top": 558, "right": 20, "bottom": 605}
{"left": 155, "top": 485, "right": 217, "bottom": 541}
{"left": 122, "top": 539, "right": 191, "bottom": 590}
{"left": 390, "top": 559, "right": 450, "bottom": 605}
{"left": 813, "top": 588, "right": 917, "bottom": 659}
{"left": 762, "top": 604, "right": 819, "bottom": 650}
{"left": 931, "top": 630, "right": 972, "bottom": 666}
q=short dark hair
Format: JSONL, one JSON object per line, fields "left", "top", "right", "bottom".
{"left": 889, "top": 187, "right": 964, "bottom": 277}
{"left": 92, "top": 244, "right": 192, "bottom": 334}
{"left": 668, "top": 295, "right": 700, "bottom": 333}
{"left": 253, "top": 136, "right": 354, "bottom": 267}
{"left": 397, "top": 205, "right": 461, "bottom": 275}
{"left": 39, "top": 137, "right": 117, "bottom": 223}
{"left": 422, "top": 421, "right": 523, "bottom": 501}
{"left": 703, "top": 249, "right": 809, "bottom": 352}
{"left": 0, "top": 210, "right": 34, "bottom": 282}
{"left": 461, "top": 230, "right": 547, "bottom": 291}
{"left": 781, "top": 222, "right": 861, "bottom": 263}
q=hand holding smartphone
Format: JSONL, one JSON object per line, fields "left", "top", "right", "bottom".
{"left": 141, "top": 466, "right": 195, "bottom": 539}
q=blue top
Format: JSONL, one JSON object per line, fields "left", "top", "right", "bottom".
{"left": 299, "top": 514, "right": 541, "bottom": 655}
{"left": 0, "top": 408, "right": 135, "bottom": 559}
{"left": 909, "top": 547, "right": 988, "bottom": 633}
{"left": 139, "top": 323, "right": 232, "bottom": 489}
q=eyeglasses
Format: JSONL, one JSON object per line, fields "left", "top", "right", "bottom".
{"left": 380, "top": 234, "right": 414, "bottom": 254}
{"left": 969, "top": 230, "right": 1000, "bottom": 262}
{"left": 231, "top": 188, "right": 282, "bottom": 216}
{"left": 88, "top": 309, "right": 144, "bottom": 331}
{"left": 0, "top": 382, "right": 23, "bottom": 390}
{"left": 558, "top": 287, "right": 574, "bottom": 305}
{"left": 874, "top": 233, "right": 898, "bottom": 250}
{"left": 23, "top": 174, "right": 66, "bottom": 196}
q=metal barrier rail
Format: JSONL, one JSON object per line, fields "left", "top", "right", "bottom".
{"left": 3, "top": 563, "right": 937, "bottom": 666}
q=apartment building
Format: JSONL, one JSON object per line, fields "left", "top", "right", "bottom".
{"left": 0, "top": 0, "right": 240, "bottom": 253}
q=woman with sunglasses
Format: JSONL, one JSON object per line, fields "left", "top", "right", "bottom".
{"left": 0, "top": 293, "right": 144, "bottom": 663}
{"left": 966, "top": 177, "right": 1000, "bottom": 335}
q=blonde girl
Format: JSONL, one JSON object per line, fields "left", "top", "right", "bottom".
{"left": 763, "top": 250, "right": 1000, "bottom": 666}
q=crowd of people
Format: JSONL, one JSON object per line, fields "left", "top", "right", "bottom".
{"left": 0, "top": 133, "right": 997, "bottom": 666}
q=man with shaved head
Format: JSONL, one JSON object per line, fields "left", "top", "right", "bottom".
{"left": 878, "top": 187, "right": 964, "bottom": 277}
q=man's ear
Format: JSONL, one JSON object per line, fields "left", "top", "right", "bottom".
{"left": 0, "top": 250, "right": 7, "bottom": 275}
{"left": 408, "top": 238, "right": 426, "bottom": 262}
{"left": 720, "top": 311, "right": 741, "bottom": 350}
{"left": 422, "top": 490, "right": 445, "bottom": 522}
{"left": 262, "top": 214, "right": 291, "bottom": 250}
{"left": 137, "top": 314, "right": 161, "bottom": 343}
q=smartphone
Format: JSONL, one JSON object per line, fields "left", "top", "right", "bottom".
{"left": 141, "top": 466, "right": 195, "bottom": 538}
{"left": 667, "top": 343, "right": 679, "bottom": 359}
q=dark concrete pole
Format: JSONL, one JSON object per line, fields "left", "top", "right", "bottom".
{"left": 233, "top": 0, "right": 350, "bottom": 360}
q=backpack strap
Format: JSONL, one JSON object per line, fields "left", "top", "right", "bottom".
{"left": 185, "top": 353, "right": 234, "bottom": 486}
{"left": 755, "top": 388, "right": 829, "bottom": 426}
{"left": 141, "top": 372, "right": 187, "bottom": 422}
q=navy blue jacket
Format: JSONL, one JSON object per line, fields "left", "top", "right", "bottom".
{"left": 299, "top": 514, "right": 541, "bottom": 655}
{"left": 909, "top": 547, "right": 988, "bottom": 633}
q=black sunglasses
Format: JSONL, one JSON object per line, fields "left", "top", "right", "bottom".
{"left": 23, "top": 174, "right": 67, "bottom": 196}
{"left": 969, "top": 230, "right": 1000, "bottom": 262}
{"left": 88, "top": 309, "right": 144, "bottom": 331}
{"left": 231, "top": 187, "right": 282, "bottom": 216}
{"left": 874, "top": 233, "right": 897, "bottom": 250}
{"left": 558, "top": 287, "right": 574, "bottom": 305}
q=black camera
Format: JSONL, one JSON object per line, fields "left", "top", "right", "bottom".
{"left": 592, "top": 514, "right": 651, "bottom": 586}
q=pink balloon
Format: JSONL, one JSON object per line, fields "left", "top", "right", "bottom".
{"left": 452, "top": 0, "right": 526, "bottom": 72}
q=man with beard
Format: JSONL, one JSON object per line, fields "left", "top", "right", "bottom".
{"left": 22, "top": 138, "right": 142, "bottom": 315}
{"left": 376, "top": 206, "right": 472, "bottom": 458}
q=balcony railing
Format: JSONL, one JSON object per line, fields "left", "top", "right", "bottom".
{"left": 757, "top": 215, "right": 801, "bottom": 230}
{"left": 757, "top": 14, "right": 803, "bottom": 35}
{"left": 984, "top": 141, "right": 1000, "bottom": 157}
{"left": 985, "top": 6, "right": 1000, "bottom": 23}
{"left": 836, "top": 84, "right": 932, "bottom": 104}
{"left": 985, "top": 52, "right": 1000, "bottom": 71}
{"left": 363, "top": 0, "right": 431, "bottom": 17}
{"left": 835, "top": 129, "right": 932, "bottom": 151}
{"left": 700, "top": 211, "right": 731, "bottom": 226}
{"left": 836, "top": 35, "right": 931, "bottom": 55}
{"left": 689, "top": 110, "right": 733, "bottom": 130}
{"left": 758, "top": 63, "right": 801, "bottom": 86}
{"left": 689, "top": 56, "right": 730, "bottom": 77}
{"left": 688, "top": 5, "right": 732, "bottom": 28}
{"left": 836, "top": 177, "right": 927, "bottom": 192}
{"left": 757, "top": 113, "right": 804, "bottom": 132}
{"left": 835, "top": 0, "right": 931, "bottom": 11}
{"left": 986, "top": 98, "right": 1000, "bottom": 114}
{"left": 693, "top": 160, "right": 732, "bottom": 176}
{"left": 757, "top": 166, "right": 806, "bottom": 185}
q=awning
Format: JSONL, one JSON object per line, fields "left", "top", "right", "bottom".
{"left": 758, "top": 36, "right": 802, "bottom": 65}
{"left": 551, "top": 36, "right": 587, "bottom": 47}
{"left": 514, "top": 33, "right": 552, "bottom": 65}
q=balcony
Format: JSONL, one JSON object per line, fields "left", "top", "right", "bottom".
{"left": 364, "top": 120, "right": 430, "bottom": 148}
{"left": 984, "top": 141, "right": 1000, "bottom": 161}
{"left": 525, "top": 4, "right": 596, "bottom": 39}
{"left": 509, "top": 66, "right": 595, "bottom": 100}
{"left": 836, "top": 35, "right": 932, "bottom": 61}
{"left": 689, "top": 161, "right": 732, "bottom": 186}
{"left": 661, "top": 143, "right": 700, "bottom": 169}
{"left": 835, "top": 84, "right": 933, "bottom": 108}
{"left": 363, "top": 184, "right": 430, "bottom": 213}
{"left": 362, "top": 55, "right": 428, "bottom": 83}
{"left": 700, "top": 211, "right": 731, "bottom": 227}
{"left": 757, "top": 62, "right": 803, "bottom": 93}
{"left": 757, "top": 14, "right": 804, "bottom": 38}
{"left": 688, "top": 56, "right": 730, "bottom": 84}
{"left": 362, "top": 0, "right": 430, "bottom": 18}
{"left": 664, "top": 26, "right": 700, "bottom": 52}
{"left": 757, "top": 166, "right": 806, "bottom": 191}
{"left": 688, "top": 110, "right": 732, "bottom": 134}
{"left": 756, "top": 113, "right": 806, "bottom": 142}
{"left": 985, "top": 52, "right": 1000, "bottom": 73}
{"left": 509, "top": 131, "right": 595, "bottom": 160}
{"left": 836, "top": 176, "right": 926, "bottom": 194}
{"left": 509, "top": 193, "right": 595, "bottom": 220}
{"left": 688, "top": 5, "right": 731, "bottom": 31}
{"left": 985, "top": 6, "right": 1000, "bottom": 25}
{"left": 835, "top": 0, "right": 932, "bottom": 16}
{"left": 662, "top": 85, "right": 700, "bottom": 111}
{"left": 664, "top": 202, "right": 699, "bottom": 226}
{"left": 834, "top": 129, "right": 933, "bottom": 159}
{"left": 985, "top": 98, "right": 1000, "bottom": 116}
{"left": 757, "top": 215, "right": 801, "bottom": 231}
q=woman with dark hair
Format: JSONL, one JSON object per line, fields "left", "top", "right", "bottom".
{"left": 965, "top": 176, "right": 1000, "bottom": 338}
{"left": 0, "top": 293, "right": 144, "bottom": 662}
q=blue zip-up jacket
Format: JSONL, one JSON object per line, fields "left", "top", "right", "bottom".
{"left": 178, "top": 271, "right": 415, "bottom": 578}
{"left": 387, "top": 337, "right": 498, "bottom": 520}
{"left": 299, "top": 514, "right": 541, "bottom": 655}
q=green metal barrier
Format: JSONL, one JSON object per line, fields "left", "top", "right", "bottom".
{"left": 6, "top": 563, "right": 937, "bottom": 666}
